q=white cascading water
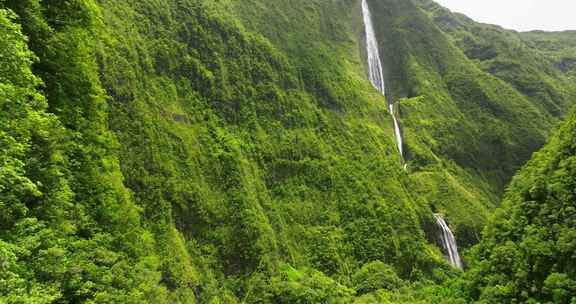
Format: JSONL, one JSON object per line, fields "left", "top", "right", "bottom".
{"left": 362, "top": 0, "right": 461, "bottom": 269}
{"left": 433, "top": 214, "right": 463, "bottom": 269}
{"left": 389, "top": 103, "right": 404, "bottom": 157}
{"left": 361, "top": 0, "right": 404, "bottom": 160}
{"left": 362, "top": 0, "right": 385, "bottom": 93}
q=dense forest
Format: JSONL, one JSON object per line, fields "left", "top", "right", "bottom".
{"left": 0, "top": 0, "right": 574, "bottom": 303}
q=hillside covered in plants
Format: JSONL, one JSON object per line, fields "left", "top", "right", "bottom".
{"left": 0, "top": 0, "right": 574, "bottom": 303}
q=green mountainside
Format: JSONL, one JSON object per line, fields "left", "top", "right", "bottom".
{"left": 415, "top": 0, "right": 576, "bottom": 118}
{"left": 521, "top": 31, "right": 576, "bottom": 78}
{"left": 0, "top": 0, "right": 574, "bottom": 303}
{"left": 465, "top": 109, "right": 576, "bottom": 303}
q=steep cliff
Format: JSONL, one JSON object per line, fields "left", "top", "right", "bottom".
{"left": 0, "top": 0, "right": 574, "bottom": 302}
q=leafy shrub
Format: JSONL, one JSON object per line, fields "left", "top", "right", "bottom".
{"left": 352, "top": 261, "right": 404, "bottom": 295}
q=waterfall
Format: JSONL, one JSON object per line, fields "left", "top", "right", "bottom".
{"left": 362, "top": 0, "right": 385, "bottom": 93}
{"left": 389, "top": 103, "right": 404, "bottom": 157}
{"left": 433, "top": 214, "right": 463, "bottom": 269}
{"left": 361, "top": 0, "right": 404, "bottom": 160}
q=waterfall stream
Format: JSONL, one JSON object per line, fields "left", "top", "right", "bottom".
{"left": 361, "top": 0, "right": 404, "bottom": 160}
{"left": 362, "top": 0, "right": 461, "bottom": 269}
{"left": 433, "top": 214, "right": 463, "bottom": 269}
{"left": 389, "top": 103, "right": 404, "bottom": 157}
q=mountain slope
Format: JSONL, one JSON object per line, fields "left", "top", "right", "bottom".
{"left": 415, "top": 0, "right": 576, "bottom": 118}
{"left": 520, "top": 30, "right": 576, "bottom": 78}
{"left": 1, "top": 0, "right": 575, "bottom": 303}
{"left": 2, "top": 0, "right": 436, "bottom": 302}
{"left": 463, "top": 109, "right": 576, "bottom": 303}
{"left": 95, "top": 0, "right": 442, "bottom": 300}
{"left": 0, "top": 2, "right": 171, "bottom": 302}
{"left": 364, "top": 0, "right": 569, "bottom": 244}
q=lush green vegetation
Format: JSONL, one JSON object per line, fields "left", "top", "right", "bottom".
{"left": 520, "top": 31, "right": 576, "bottom": 79}
{"left": 0, "top": 2, "right": 170, "bottom": 302}
{"left": 415, "top": 0, "right": 576, "bottom": 118}
{"left": 0, "top": 0, "right": 574, "bottom": 302}
{"left": 463, "top": 108, "right": 576, "bottom": 303}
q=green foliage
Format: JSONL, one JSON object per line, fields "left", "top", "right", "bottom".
{"left": 0, "top": 8, "right": 62, "bottom": 302}
{"left": 94, "top": 0, "right": 439, "bottom": 297}
{"left": 1, "top": 0, "right": 575, "bottom": 302}
{"left": 0, "top": 2, "right": 180, "bottom": 302}
{"left": 415, "top": 0, "right": 576, "bottom": 119}
{"left": 464, "top": 110, "right": 576, "bottom": 303}
{"left": 520, "top": 31, "right": 576, "bottom": 78}
{"left": 247, "top": 265, "right": 355, "bottom": 303}
{"left": 352, "top": 261, "right": 405, "bottom": 295}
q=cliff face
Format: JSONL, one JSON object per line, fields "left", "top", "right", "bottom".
{"left": 0, "top": 0, "right": 574, "bottom": 303}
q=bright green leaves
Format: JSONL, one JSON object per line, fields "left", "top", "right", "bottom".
{"left": 0, "top": 9, "right": 48, "bottom": 230}
{"left": 0, "top": 240, "right": 62, "bottom": 304}
{"left": 41, "top": 0, "right": 97, "bottom": 29}
{"left": 467, "top": 112, "right": 576, "bottom": 303}
{"left": 0, "top": 9, "right": 38, "bottom": 88}
{"left": 352, "top": 261, "right": 405, "bottom": 295}
{"left": 544, "top": 273, "right": 576, "bottom": 304}
{"left": 0, "top": 1, "right": 174, "bottom": 303}
{"left": 263, "top": 265, "right": 355, "bottom": 303}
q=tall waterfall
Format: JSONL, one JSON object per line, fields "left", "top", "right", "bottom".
{"left": 433, "top": 214, "right": 463, "bottom": 269}
{"left": 362, "top": 0, "right": 385, "bottom": 93}
{"left": 361, "top": 0, "right": 404, "bottom": 159}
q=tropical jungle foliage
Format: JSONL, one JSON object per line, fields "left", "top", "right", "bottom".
{"left": 0, "top": 0, "right": 574, "bottom": 303}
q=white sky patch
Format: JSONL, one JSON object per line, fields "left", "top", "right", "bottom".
{"left": 433, "top": 0, "right": 576, "bottom": 32}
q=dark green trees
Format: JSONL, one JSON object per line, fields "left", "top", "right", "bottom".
{"left": 466, "top": 111, "right": 576, "bottom": 303}
{"left": 0, "top": 2, "right": 174, "bottom": 303}
{"left": 1, "top": 0, "right": 575, "bottom": 302}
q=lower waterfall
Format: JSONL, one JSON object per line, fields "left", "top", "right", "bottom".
{"left": 433, "top": 214, "right": 463, "bottom": 269}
